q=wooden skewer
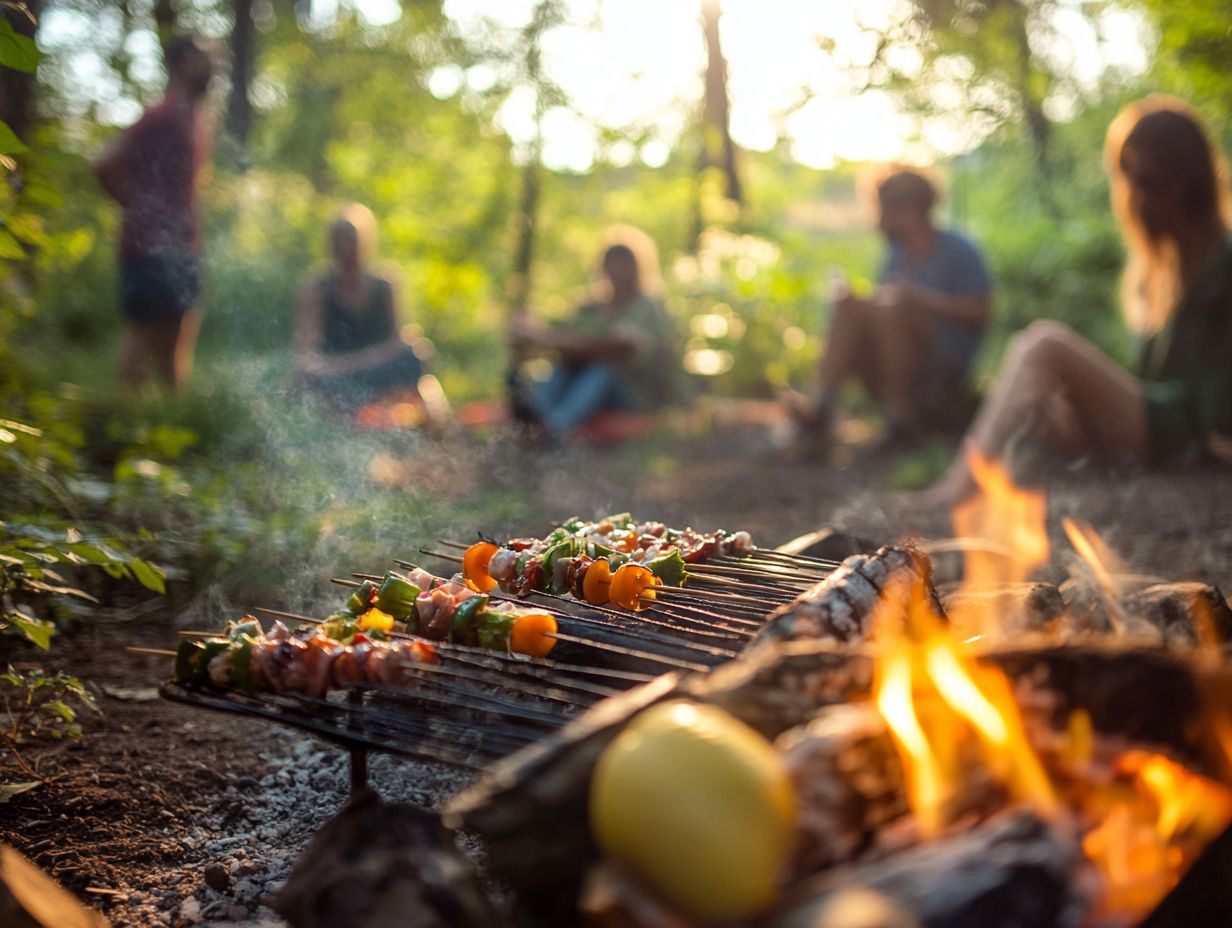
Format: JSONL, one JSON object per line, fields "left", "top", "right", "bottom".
{"left": 419, "top": 549, "right": 464, "bottom": 564}
{"left": 252, "top": 606, "right": 324, "bottom": 624}
{"left": 542, "top": 632, "right": 710, "bottom": 672}
{"left": 331, "top": 577, "right": 361, "bottom": 588}
{"left": 353, "top": 572, "right": 383, "bottom": 582}
{"left": 683, "top": 573, "right": 806, "bottom": 598}
{"left": 177, "top": 630, "right": 222, "bottom": 639}
{"left": 651, "top": 585, "right": 780, "bottom": 608}
{"left": 127, "top": 646, "right": 177, "bottom": 657}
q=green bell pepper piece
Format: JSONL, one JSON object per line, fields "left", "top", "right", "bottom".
{"left": 647, "top": 549, "right": 688, "bottom": 587}
{"left": 231, "top": 639, "right": 256, "bottom": 693}
{"left": 450, "top": 595, "right": 487, "bottom": 647}
{"left": 375, "top": 571, "right": 420, "bottom": 624}
{"left": 174, "top": 640, "right": 205, "bottom": 684}
{"left": 476, "top": 609, "right": 517, "bottom": 652}
{"left": 346, "top": 580, "right": 378, "bottom": 615}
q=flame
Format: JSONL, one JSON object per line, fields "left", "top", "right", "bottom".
{"left": 1081, "top": 751, "right": 1232, "bottom": 918}
{"left": 871, "top": 592, "right": 1056, "bottom": 837}
{"left": 950, "top": 450, "right": 1049, "bottom": 635}
{"left": 1063, "top": 517, "right": 1129, "bottom": 632}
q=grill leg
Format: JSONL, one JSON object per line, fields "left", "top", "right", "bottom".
{"left": 350, "top": 747, "right": 368, "bottom": 797}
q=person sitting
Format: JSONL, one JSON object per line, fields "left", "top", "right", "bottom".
{"left": 294, "top": 204, "right": 434, "bottom": 414}
{"left": 511, "top": 229, "right": 678, "bottom": 443}
{"left": 785, "top": 167, "right": 993, "bottom": 455}
{"left": 925, "top": 95, "right": 1232, "bottom": 505}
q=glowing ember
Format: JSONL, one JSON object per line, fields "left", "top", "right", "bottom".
{"left": 1081, "top": 751, "right": 1232, "bottom": 919}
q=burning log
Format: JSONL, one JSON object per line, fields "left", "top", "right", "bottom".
{"left": 777, "top": 704, "right": 908, "bottom": 876}
{"left": 772, "top": 810, "right": 1084, "bottom": 928}
{"left": 274, "top": 789, "right": 497, "bottom": 928}
{"left": 447, "top": 638, "right": 1232, "bottom": 920}
{"left": 941, "top": 582, "right": 1066, "bottom": 637}
{"left": 1057, "top": 581, "right": 1232, "bottom": 648}
{"left": 748, "top": 545, "right": 942, "bottom": 651}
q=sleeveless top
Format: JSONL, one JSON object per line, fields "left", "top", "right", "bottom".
{"left": 320, "top": 274, "right": 395, "bottom": 355}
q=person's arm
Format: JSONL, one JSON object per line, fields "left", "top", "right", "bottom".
{"left": 512, "top": 304, "right": 640, "bottom": 365}
{"left": 293, "top": 275, "right": 331, "bottom": 377}
{"left": 93, "top": 131, "right": 132, "bottom": 206}
{"left": 894, "top": 282, "right": 992, "bottom": 327}
{"left": 298, "top": 277, "right": 409, "bottom": 377}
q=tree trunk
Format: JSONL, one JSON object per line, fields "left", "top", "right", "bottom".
{"left": 0, "top": 0, "right": 41, "bottom": 145}
{"left": 699, "top": 0, "right": 741, "bottom": 205}
{"left": 225, "top": 0, "right": 257, "bottom": 161}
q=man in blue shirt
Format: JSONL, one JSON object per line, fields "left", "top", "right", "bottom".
{"left": 787, "top": 169, "right": 993, "bottom": 455}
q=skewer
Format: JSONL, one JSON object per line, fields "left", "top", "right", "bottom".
{"left": 542, "top": 633, "right": 711, "bottom": 672}
{"left": 685, "top": 563, "right": 819, "bottom": 586}
{"left": 127, "top": 647, "right": 177, "bottom": 657}
{"left": 681, "top": 573, "right": 808, "bottom": 599}
{"left": 331, "top": 577, "right": 361, "bottom": 588}
{"left": 419, "top": 549, "right": 463, "bottom": 564}
{"left": 555, "top": 613, "right": 740, "bottom": 658}
{"left": 650, "top": 585, "right": 782, "bottom": 608}
{"left": 248, "top": 606, "right": 658, "bottom": 685}
{"left": 353, "top": 572, "right": 383, "bottom": 582}
{"left": 509, "top": 589, "right": 745, "bottom": 643}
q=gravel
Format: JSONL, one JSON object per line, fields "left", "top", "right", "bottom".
{"left": 162, "top": 727, "right": 479, "bottom": 928}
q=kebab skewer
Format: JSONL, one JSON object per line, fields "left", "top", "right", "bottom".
{"left": 172, "top": 617, "right": 442, "bottom": 698}
{"left": 330, "top": 565, "right": 559, "bottom": 658}
{"left": 460, "top": 514, "right": 755, "bottom": 611}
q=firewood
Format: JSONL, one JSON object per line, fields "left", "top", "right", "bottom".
{"left": 274, "top": 789, "right": 497, "bottom": 928}
{"left": 0, "top": 844, "right": 110, "bottom": 928}
{"left": 772, "top": 810, "right": 1084, "bottom": 928}
{"left": 447, "top": 640, "right": 1232, "bottom": 922}
{"left": 776, "top": 704, "right": 908, "bottom": 876}
{"left": 1122, "top": 582, "right": 1232, "bottom": 646}
{"left": 940, "top": 582, "right": 1066, "bottom": 638}
{"left": 1058, "top": 580, "right": 1232, "bottom": 647}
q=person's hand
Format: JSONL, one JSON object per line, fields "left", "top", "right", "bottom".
{"left": 874, "top": 280, "right": 927, "bottom": 314}
{"left": 509, "top": 308, "right": 541, "bottom": 348}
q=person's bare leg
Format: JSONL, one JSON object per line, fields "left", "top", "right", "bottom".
{"left": 119, "top": 325, "right": 151, "bottom": 388}
{"left": 816, "top": 296, "right": 877, "bottom": 397}
{"left": 928, "top": 321, "right": 1148, "bottom": 504}
{"left": 173, "top": 309, "right": 201, "bottom": 387}
{"left": 873, "top": 301, "right": 932, "bottom": 431}
{"left": 141, "top": 318, "right": 183, "bottom": 387}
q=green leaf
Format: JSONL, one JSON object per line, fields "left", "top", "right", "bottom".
{"left": 0, "top": 228, "right": 25, "bottom": 260}
{"left": 0, "top": 20, "right": 40, "bottom": 73}
{"left": 43, "top": 700, "right": 76, "bottom": 724}
{"left": 128, "top": 558, "right": 166, "bottom": 594}
{"left": 0, "top": 781, "right": 40, "bottom": 803}
{"left": 9, "top": 609, "right": 53, "bottom": 650}
{"left": 0, "top": 120, "right": 27, "bottom": 155}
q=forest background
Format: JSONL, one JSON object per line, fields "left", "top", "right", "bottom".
{"left": 2, "top": 0, "right": 1231, "bottom": 745}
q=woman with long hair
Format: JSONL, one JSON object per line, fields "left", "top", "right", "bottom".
{"left": 511, "top": 225, "right": 679, "bottom": 442}
{"left": 926, "top": 95, "right": 1232, "bottom": 504}
{"left": 294, "top": 204, "right": 435, "bottom": 412}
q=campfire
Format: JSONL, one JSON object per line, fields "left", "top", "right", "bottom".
{"left": 142, "top": 462, "right": 1232, "bottom": 927}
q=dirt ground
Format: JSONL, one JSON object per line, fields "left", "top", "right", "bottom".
{"left": 4, "top": 413, "right": 1232, "bottom": 927}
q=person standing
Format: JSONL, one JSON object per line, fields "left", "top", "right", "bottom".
{"left": 94, "top": 36, "right": 215, "bottom": 390}
{"left": 785, "top": 168, "right": 993, "bottom": 456}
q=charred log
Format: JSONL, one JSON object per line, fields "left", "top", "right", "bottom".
{"left": 275, "top": 789, "right": 497, "bottom": 928}
{"left": 773, "top": 811, "right": 1083, "bottom": 928}
{"left": 942, "top": 582, "right": 1066, "bottom": 638}
{"left": 749, "top": 545, "right": 942, "bottom": 651}
{"left": 777, "top": 704, "right": 907, "bottom": 876}
{"left": 447, "top": 639, "right": 1232, "bottom": 920}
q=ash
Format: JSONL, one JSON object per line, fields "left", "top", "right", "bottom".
{"left": 165, "top": 728, "right": 478, "bottom": 928}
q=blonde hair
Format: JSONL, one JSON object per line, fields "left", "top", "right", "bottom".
{"left": 598, "top": 224, "right": 662, "bottom": 297}
{"left": 1105, "top": 95, "right": 1228, "bottom": 334}
{"left": 329, "top": 202, "right": 379, "bottom": 267}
